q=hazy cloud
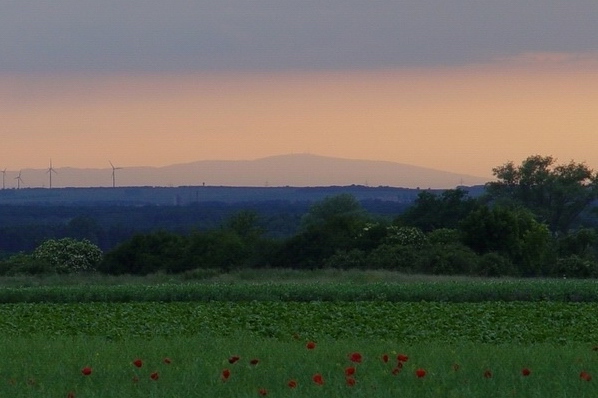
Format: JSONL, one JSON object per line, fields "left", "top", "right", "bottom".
{"left": 2, "top": 1, "right": 598, "bottom": 72}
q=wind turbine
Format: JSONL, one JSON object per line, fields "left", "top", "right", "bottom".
{"left": 109, "top": 161, "right": 122, "bottom": 188}
{"left": 1, "top": 168, "right": 6, "bottom": 189}
{"left": 15, "top": 170, "right": 24, "bottom": 189}
{"left": 46, "top": 159, "right": 57, "bottom": 188}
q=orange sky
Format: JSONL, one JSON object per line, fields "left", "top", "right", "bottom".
{"left": 2, "top": 54, "right": 598, "bottom": 179}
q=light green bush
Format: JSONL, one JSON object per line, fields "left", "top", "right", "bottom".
{"left": 33, "top": 238, "right": 103, "bottom": 273}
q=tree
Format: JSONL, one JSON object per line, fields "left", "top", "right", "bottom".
{"left": 99, "top": 231, "right": 185, "bottom": 275}
{"left": 300, "top": 194, "right": 367, "bottom": 230}
{"left": 459, "top": 205, "right": 552, "bottom": 276}
{"left": 398, "top": 188, "right": 480, "bottom": 232}
{"left": 225, "top": 210, "right": 264, "bottom": 242}
{"left": 267, "top": 196, "right": 367, "bottom": 269}
{"left": 486, "top": 155, "right": 598, "bottom": 233}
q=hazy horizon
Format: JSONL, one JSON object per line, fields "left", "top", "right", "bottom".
{"left": 2, "top": 2, "right": 598, "bottom": 179}
{"left": 0, "top": 153, "right": 490, "bottom": 190}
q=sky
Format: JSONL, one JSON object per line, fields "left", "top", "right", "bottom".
{"left": 2, "top": 1, "right": 598, "bottom": 184}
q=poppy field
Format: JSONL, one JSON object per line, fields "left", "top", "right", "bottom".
{"left": 0, "top": 278, "right": 597, "bottom": 396}
{"left": 0, "top": 334, "right": 597, "bottom": 397}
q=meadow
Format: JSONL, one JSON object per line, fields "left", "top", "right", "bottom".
{"left": 1, "top": 270, "right": 597, "bottom": 397}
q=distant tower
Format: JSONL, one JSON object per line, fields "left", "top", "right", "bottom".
{"left": 15, "top": 170, "right": 24, "bottom": 189}
{"left": 109, "top": 161, "right": 123, "bottom": 188}
{"left": 1, "top": 168, "right": 6, "bottom": 189}
{"left": 47, "top": 159, "right": 57, "bottom": 188}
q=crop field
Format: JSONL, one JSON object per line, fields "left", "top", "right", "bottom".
{"left": 1, "top": 278, "right": 598, "bottom": 303}
{"left": 1, "top": 301, "right": 598, "bottom": 343}
{"left": 1, "top": 273, "right": 597, "bottom": 397}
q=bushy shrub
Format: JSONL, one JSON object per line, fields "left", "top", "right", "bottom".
{"left": 184, "top": 230, "right": 248, "bottom": 271}
{"left": 0, "top": 253, "right": 53, "bottom": 276}
{"left": 417, "top": 243, "right": 479, "bottom": 275}
{"left": 427, "top": 228, "right": 461, "bottom": 245}
{"left": 323, "top": 249, "right": 367, "bottom": 269}
{"left": 33, "top": 238, "right": 102, "bottom": 273}
{"left": 366, "top": 244, "right": 422, "bottom": 272}
{"left": 100, "top": 231, "right": 185, "bottom": 275}
{"left": 385, "top": 226, "right": 428, "bottom": 248}
{"left": 355, "top": 222, "right": 390, "bottom": 251}
{"left": 460, "top": 205, "right": 552, "bottom": 275}
{"left": 552, "top": 255, "right": 598, "bottom": 278}
{"left": 476, "top": 252, "right": 517, "bottom": 277}
{"left": 558, "top": 228, "right": 598, "bottom": 258}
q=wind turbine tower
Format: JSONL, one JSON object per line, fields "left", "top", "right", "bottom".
{"left": 1, "top": 168, "right": 6, "bottom": 189}
{"left": 109, "top": 161, "right": 123, "bottom": 188}
{"left": 47, "top": 159, "right": 57, "bottom": 188}
{"left": 15, "top": 170, "right": 24, "bottom": 189}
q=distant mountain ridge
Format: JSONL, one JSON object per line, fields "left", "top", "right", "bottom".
{"left": 6, "top": 154, "right": 489, "bottom": 189}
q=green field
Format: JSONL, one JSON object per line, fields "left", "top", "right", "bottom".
{"left": 0, "top": 269, "right": 597, "bottom": 303}
{"left": 1, "top": 272, "right": 597, "bottom": 397}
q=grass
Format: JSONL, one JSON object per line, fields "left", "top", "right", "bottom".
{"left": 0, "top": 276, "right": 597, "bottom": 303}
{"left": 0, "top": 336, "right": 596, "bottom": 397}
{"left": 0, "top": 268, "right": 522, "bottom": 288}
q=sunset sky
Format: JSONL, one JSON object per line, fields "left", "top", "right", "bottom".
{"left": 2, "top": 2, "right": 598, "bottom": 183}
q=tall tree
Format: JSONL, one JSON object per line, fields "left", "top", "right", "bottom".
{"left": 398, "top": 188, "right": 479, "bottom": 232}
{"left": 486, "top": 155, "right": 598, "bottom": 233}
{"left": 300, "top": 194, "right": 366, "bottom": 231}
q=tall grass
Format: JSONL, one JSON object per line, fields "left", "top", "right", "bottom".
{"left": 0, "top": 275, "right": 596, "bottom": 303}
{"left": 0, "top": 268, "right": 504, "bottom": 288}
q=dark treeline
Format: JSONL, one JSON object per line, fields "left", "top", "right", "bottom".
{"left": 0, "top": 199, "right": 409, "bottom": 255}
{"left": 98, "top": 155, "right": 598, "bottom": 278}
{"left": 2, "top": 155, "right": 598, "bottom": 278}
{"left": 97, "top": 189, "right": 598, "bottom": 278}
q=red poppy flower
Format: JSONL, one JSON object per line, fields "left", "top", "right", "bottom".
{"left": 381, "top": 354, "right": 389, "bottom": 363}
{"left": 391, "top": 367, "right": 402, "bottom": 376}
{"left": 163, "top": 357, "right": 172, "bottom": 364}
{"left": 133, "top": 359, "right": 143, "bottom": 368}
{"left": 150, "top": 372, "right": 159, "bottom": 381}
{"left": 346, "top": 377, "right": 356, "bottom": 387}
{"left": 349, "top": 352, "right": 362, "bottom": 363}
{"left": 67, "top": 392, "right": 76, "bottom": 398}
{"left": 580, "top": 371, "right": 592, "bottom": 381}
{"left": 258, "top": 388, "right": 268, "bottom": 396}
{"left": 222, "top": 369, "right": 231, "bottom": 381}
{"left": 345, "top": 366, "right": 356, "bottom": 376}
{"left": 522, "top": 368, "right": 531, "bottom": 376}
{"left": 484, "top": 370, "right": 493, "bottom": 379}
{"left": 415, "top": 368, "right": 426, "bottom": 378}
{"left": 250, "top": 358, "right": 259, "bottom": 365}
{"left": 81, "top": 367, "right": 92, "bottom": 376}
{"left": 287, "top": 379, "right": 298, "bottom": 388}
{"left": 312, "top": 373, "right": 324, "bottom": 385}
{"left": 397, "top": 354, "right": 409, "bottom": 363}
{"left": 228, "top": 355, "right": 240, "bottom": 364}
{"left": 306, "top": 341, "right": 316, "bottom": 350}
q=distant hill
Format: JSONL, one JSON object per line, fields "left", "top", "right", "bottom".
{"left": 5, "top": 154, "right": 489, "bottom": 189}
